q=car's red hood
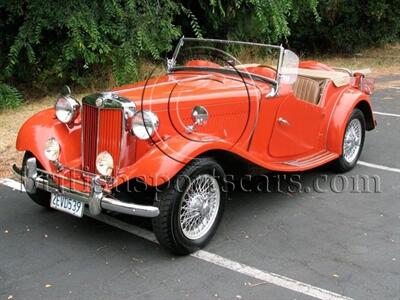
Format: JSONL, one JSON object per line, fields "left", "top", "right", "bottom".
{"left": 113, "top": 71, "right": 271, "bottom": 108}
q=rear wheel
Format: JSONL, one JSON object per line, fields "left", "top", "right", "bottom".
{"left": 152, "top": 158, "right": 227, "bottom": 255}
{"left": 332, "top": 109, "right": 366, "bottom": 173}
{"left": 22, "top": 152, "right": 51, "bottom": 208}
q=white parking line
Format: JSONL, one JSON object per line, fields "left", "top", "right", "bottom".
{"left": 1, "top": 177, "right": 352, "bottom": 300}
{"left": 373, "top": 111, "right": 400, "bottom": 118}
{"left": 192, "top": 251, "right": 353, "bottom": 300}
{"left": 358, "top": 161, "right": 400, "bottom": 174}
{"left": 0, "top": 178, "right": 25, "bottom": 191}
{"left": 90, "top": 213, "right": 352, "bottom": 300}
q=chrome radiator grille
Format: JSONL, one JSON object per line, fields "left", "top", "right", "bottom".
{"left": 81, "top": 104, "right": 123, "bottom": 176}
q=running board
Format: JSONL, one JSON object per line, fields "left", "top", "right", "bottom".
{"left": 278, "top": 150, "right": 338, "bottom": 169}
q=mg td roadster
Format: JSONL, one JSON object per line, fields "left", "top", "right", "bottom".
{"left": 13, "top": 38, "right": 376, "bottom": 254}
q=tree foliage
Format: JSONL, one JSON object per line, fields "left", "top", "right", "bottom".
{"left": 289, "top": 0, "right": 400, "bottom": 53}
{"left": 1, "top": 0, "right": 183, "bottom": 87}
{"left": 0, "top": 83, "right": 23, "bottom": 110}
{"left": 184, "top": 0, "right": 319, "bottom": 43}
{"left": 0, "top": 0, "right": 399, "bottom": 108}
{"left": 0, "top": 0, "right": 319, "bottom": 90}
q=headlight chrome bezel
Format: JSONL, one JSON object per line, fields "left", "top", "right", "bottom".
{"left": 96, "top": 151, "right": 114, "bottom": 177}
{"left": 55, "top": 95, "right": 80, "bottom": 125}
{"left": 132, "top": 110, "right": 159, "bottom": 140}
{"left": 44, "top": 137, "right": 61, "bottom": 162}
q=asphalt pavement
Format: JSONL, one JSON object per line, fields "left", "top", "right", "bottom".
{"left": 1, "top": 75, "right": 400, "bottom": 300}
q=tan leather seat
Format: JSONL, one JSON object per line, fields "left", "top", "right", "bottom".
{"left": 293, "top": 76, "right": 321, "bottom": 105}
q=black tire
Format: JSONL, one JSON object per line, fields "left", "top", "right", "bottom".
{"left": 152, "top": 158, "right": 227, "bottom": 255}
{"left": 332, "top": 109, "right": 366, "bottom": 173}
{"left": 22, "top": 152, "right": 51, "bottom": 208}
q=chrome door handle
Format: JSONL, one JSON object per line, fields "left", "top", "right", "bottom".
{"left": 278, "top": 117, "right": 290, "bottom": 126}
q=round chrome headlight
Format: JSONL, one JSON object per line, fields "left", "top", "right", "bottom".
{"left": 55, "top": 96, "right": 80, "bottom": 124}
{"left": 44, "top": 138, "right": 61, "bottom": 161}
{"left": 96, "top": 151, "right": 114, "bottom": 177}
{"left": 132, "top": 110, "right": 159, "bottom": 140}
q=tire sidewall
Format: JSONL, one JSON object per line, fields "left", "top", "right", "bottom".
{"left": 170, "top": 159, "right": 227, "bottom": 252}
{"left": 340, "top": 109, "right": 366, "bottom": 169}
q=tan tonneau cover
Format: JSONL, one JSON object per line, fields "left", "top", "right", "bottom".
{"left": 298, "top": 68, "right": 351, "bottom": 87}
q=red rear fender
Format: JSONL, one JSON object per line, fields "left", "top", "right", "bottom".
{"left": 326, "top": 90, "right": 375, "bottom": 154}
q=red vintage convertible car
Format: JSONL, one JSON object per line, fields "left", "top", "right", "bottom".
{"left": 13, "top": 38, "right": 376, "bottom": 254}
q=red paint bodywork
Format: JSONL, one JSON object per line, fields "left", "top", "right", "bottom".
{"left": 16, "top": 61, "right": 375, "bottom": 190}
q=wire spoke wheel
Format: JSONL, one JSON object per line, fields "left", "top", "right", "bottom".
{"left": 153, "top": 158, "right": 226, "bottom": 254}
{"left": 343, "top": 118, "right": 362, "bottom": 164}
{"left": 179, "top": 174, "right": 220, "bottom": 240}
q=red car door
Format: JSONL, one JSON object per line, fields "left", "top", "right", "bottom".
{"left": 268, "top": 94, "right": 324, "bottom": 158}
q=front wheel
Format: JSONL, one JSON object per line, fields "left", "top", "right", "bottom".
{"left": 152, "top": 158, "right": 227, "bottom": 255}
{"left": 332, "top": 109, "right": 366, "bottom": 173}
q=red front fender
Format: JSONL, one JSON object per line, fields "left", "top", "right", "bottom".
{"left": 16, "top": 108, "right": 81, "bottom": 170}
{"left": 117, "top": 135, "right": 234, "bottom": 187}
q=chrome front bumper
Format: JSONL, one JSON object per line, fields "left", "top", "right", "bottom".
{"left": 12, "top": 158, "right": 159, "bottom": 218}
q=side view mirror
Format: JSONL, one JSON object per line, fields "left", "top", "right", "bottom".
{"left": 280, "top": 50, "right": 299, "bottom": 85}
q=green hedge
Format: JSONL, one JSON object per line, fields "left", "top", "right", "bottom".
{"left": 289, "top": 0, "right": 400, "bottom": 53}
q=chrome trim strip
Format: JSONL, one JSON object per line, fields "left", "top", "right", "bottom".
{"left": 82, "top": 92, "right": 136, "bottom": 109}
{"left": 81, "top": 103, "right": 85, "bottom": 172}
{"left": 118, "top": 107, "right": 124, "bottom": 173}
{"left": 168, "top": 35, "right": 185, "bottom": 71}
{"left": 101, "top": 198, "right": 159, "bottom": 217}
{"left": 38, "top": 168, "right": 92, "bottom": 188}
{"left": 95, "top": 104, "right": 100, "bottom": 172}
{"left": 273, "top": 45, "right": 285, "bottom": 97}
{"left": 182, "top": 37, "right": 283, "bottom": 50}
{"left": 281, "top": 152, "right": 337, "bottom": 167}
